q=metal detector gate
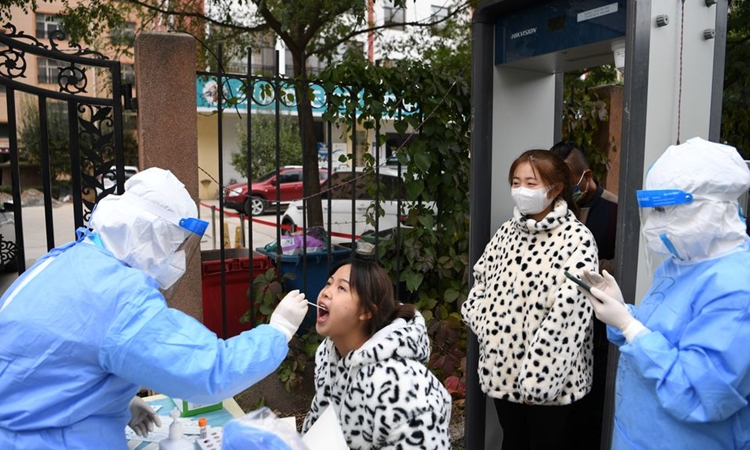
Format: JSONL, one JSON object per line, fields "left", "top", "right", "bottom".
{"left": 469, "top": 0, "right": 728, "bottom": 448}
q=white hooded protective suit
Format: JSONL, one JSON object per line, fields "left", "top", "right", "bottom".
{"left": 609, "top": 138, "right": 750, "bottom": 449}
{"left": 0, "top": 168, "right": 289, "bottom": 450}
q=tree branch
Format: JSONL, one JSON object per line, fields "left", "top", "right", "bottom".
{"left": 310, "top": 1, "right": 472, "bottom": 57}
{"left": 124, "top": 0, "right": 271, "bottom": 34}
{"left": 726, "top": 33, "right": 750, "bottom": 50}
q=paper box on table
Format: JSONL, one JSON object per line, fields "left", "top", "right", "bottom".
{"left": 172, "top": 398, "right": 223, "bottom": 417}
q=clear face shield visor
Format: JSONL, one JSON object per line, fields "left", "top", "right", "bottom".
{"left": 637, "top": 189, "right": 694, "bottom": 273}
{"left": 160, "top": 217, "right": 209, "bottom": 300}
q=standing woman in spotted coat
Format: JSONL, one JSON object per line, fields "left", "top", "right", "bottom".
{"left": 461, "top": 150, "right": 599, "bottom": 450}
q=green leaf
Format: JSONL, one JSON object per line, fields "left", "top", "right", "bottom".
{"left": 405, "top": 179, "right": 424, "bottom": 199}
{"left": 394, "top": 120, "right": 408, "bottom": 134}
{"left": 444, "top": 288, "right": 460, "bottom": 303}
{"left": 414, "top": 151, "right": 431, "bottom": 173}
{"left": 418, "top": 214, "right": 434, "bottom": 229}
{"left": 405, "top": 271, "right": 424, "bottom": 292}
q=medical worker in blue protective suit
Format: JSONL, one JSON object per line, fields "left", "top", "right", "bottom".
{"left": 574, "top": 137, "right": 750, "bottom": 449}
{"left": 0, "top": 168, "right": 309, "bottom": 450}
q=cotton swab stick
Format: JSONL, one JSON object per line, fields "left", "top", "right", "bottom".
{"left": 307, "top": 301, "right": 328, "bottom": 311}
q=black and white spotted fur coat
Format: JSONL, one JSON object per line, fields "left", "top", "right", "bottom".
{"left": 302, "top": 311, "right": 452, "bottom": 449}
{"left": 461, "top": 199, "right": 598, "bottom": 405}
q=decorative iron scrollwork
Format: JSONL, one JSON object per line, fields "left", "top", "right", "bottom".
{"left": 0, "top": 22, "right": 107, "bottom": 87}
{"left": 0, "top": 236, "right": 16, "bottom": 269}
{"left": 48, "top": 29, "right": 107, "bottom": 60}
{"left": 0, "top": 23, "right": 47, "bottom": 50}
{"left": 76, "top": 104, "right": 116, "bottom": 222}
{"left": 58, "top": 64, "right": 87, "bottom": 94}
{"left": 0, "top": 45, "right": 27, "bottom": 79}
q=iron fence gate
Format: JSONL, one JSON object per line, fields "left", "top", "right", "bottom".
{"left": 0, "top": 22, "right": 130, "bottom": 274}
{"left": 198, "top": 46, "right": 416, "bottom": 339}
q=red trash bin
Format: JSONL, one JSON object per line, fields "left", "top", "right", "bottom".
{"left": 201, "top": 248, "right": 273, "bottom": 338}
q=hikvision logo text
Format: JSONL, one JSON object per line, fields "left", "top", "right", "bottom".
{"left": 510, "top": 28, "right": 537, "bottom": 39}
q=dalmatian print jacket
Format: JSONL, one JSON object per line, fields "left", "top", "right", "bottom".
{"left": 302, "top": 311, "right": 452, "bottom": 449}
{"left": 461, "top": 199, "right": 598, "bottom": 405}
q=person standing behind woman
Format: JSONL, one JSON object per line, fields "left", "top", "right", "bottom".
{"left": 550, "top": 141, "right": 618, "bottom": 450}
{"left": 303, "top": 258, "right": 452, "bottom": 450}
{"left": 462, "top": 150, "right": 599, "bottom": 450}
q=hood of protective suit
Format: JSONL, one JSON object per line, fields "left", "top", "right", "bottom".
{"left": 642, "top": 137, "right": 750, "bottom": 262}
{"left": 89, "top": 167, "right": 198, "bottom": 289}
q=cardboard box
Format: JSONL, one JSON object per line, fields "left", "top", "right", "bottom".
{"left": 173, "top": 398, "right": 223, "bottom": 417}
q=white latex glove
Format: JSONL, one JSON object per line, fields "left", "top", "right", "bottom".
{"left": 580, "top": 269, "right": 647, "bottom": 342}
{"left": 269, "top": 289, "right": 308, "bottom": 343}
{"left": 128, "top": 396, "right": 161, "bottom": 438}
{"left": 581, "top": 269, "right": 625, "bottom": 305}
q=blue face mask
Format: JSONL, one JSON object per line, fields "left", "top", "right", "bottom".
{"left": 572, "top": 171, "right": 589, "bottom": 203}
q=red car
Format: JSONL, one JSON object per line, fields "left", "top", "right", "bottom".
{"left": 223, "top": 166, "right": 329, "bottom": 216}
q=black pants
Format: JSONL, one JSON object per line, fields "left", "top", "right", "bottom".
{"left": 494, "top": 398, "right": 575, "bottom": 450}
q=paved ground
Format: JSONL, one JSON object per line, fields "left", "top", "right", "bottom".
{"left": 0, "top": 199, "right": 283, "bottom": 295}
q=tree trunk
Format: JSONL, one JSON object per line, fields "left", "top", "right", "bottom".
{"left": 291, "top": 50, "right": 323, "bottom": 227}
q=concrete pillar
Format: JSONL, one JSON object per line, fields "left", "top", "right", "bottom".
{"left": 135, "top": 32, "right": 202, "bottom": 321}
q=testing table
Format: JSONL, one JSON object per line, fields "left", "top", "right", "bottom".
{"left": 127, "top": 395, "right": 244, "bottom": 450}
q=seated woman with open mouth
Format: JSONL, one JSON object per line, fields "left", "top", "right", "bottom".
{"left": 302, "top": 257, "right": 452, "bottom": 450}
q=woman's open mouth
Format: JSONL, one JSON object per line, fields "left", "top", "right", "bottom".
{"left": 317, "top": 304, "right": 330, "bottom": 323}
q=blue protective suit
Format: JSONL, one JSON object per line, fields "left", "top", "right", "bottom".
{"left": 607, "top": 246, "right": 750, "bottom": 449}
{"left": 0, "top": 231, "right": 288, "bottom": 450}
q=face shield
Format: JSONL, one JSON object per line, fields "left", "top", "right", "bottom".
{"left": 95, "top": 191, "right": 208, "bottom": 292}
{"left": 137, "top": 203, "right": 208, "bottom": 294}
{"left": 637, "top": 189, "right": 694, "bottom": 272}
{"left": 159, "top": 217, "right": 209, "bottom": 300}
{"left": 638, "top": 187, "right": 749, "bottom": 275}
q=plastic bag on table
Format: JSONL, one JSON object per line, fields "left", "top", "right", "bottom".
{"left": 221, "top": 407, "right": 309, "bottom": 450}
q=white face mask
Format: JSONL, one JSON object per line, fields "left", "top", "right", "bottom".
{"left": 512, "top": 186, "right": 554, "bottom": 215}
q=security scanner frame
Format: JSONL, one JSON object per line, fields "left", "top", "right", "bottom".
{"left": 468, "top": 0, "right": 729, "bottom": 448}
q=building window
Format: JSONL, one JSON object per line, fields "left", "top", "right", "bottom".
{"left": 250, "top": 46, "right": 276, "bottom": 75}
{"left": 110, "top": 22, "right": 136, "bottom": 46}
{"left": 36, "top": 13, "right": 63, "bottom": 40}
{"left": 383, "top": 0, "right": 406, "bottom": 31}
{"left": 122, "top": 64, "right": 135, "bottom": 85}
{"left": 306, "top": 53, "right": 326, "bottom": 76}
{"left": 285, "top": 49, "right": 294, "bottom": 77}
{"left": 38, "top": 57, "right": 66, "bottom": 84}
{"left": 431, "top": 5, "right": 449, "bottom": 29}
{"left": 343, "top": 41, "right": 364, "bottom": 61}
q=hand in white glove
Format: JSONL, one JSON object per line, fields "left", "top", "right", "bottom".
{"left": 581, "top": 269, "right": 625, "bottom": 305}
{"left": 128, "top": 396, "right": 161, "bottom": 438}
{"left": 580, "top": 269, "right": 646, "bottom": 342}
{"left": 269, "top": 289, "right": 308, "bottom": 343}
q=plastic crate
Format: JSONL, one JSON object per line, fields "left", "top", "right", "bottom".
{"left": 256, "top": 246, "right": 352, "bottom": 333}
{"left": 201, "top": 248, "right": 273, "bottom": 339}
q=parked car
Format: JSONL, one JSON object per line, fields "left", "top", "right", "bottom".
{"left": 281, "top": 166, "right": 430, "bottom": 239}
{"left": 0, "top": 201, "right": 17, "bottom": 272}
{"left": 224, "top": 166, "right": 329, "bottom": 216}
